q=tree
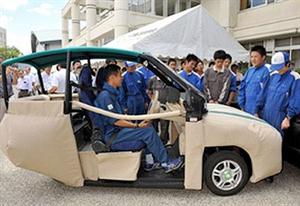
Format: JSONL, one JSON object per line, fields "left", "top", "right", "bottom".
{"left": 0, "top": 46, "right": 22, "bottom": 59}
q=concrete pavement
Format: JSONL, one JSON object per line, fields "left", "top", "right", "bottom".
{"left": 1, "top": 152, "right": 300, "bottom": 206}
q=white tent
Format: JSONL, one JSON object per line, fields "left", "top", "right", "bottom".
{"left": 104, "top": 5, "right": 248, "bottom": 61}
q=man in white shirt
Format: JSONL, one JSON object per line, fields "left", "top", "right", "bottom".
{"left": 41, "top": 67, "right": 52, "bottom": 91}
{"left": 70, "top": 60, "right": 82, "bottom": 93}
{"left": 17, "top": 70, "right": 32, "bottom": 98}
{"left": 25, "top": 67, "right": 36, "bottom": 90}
{"left": 49, "top": 63, "right": 66, "bottom": 93}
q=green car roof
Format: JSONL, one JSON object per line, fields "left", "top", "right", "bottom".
{"left": 2, "top": 47, "right": 143, "bottom": 69}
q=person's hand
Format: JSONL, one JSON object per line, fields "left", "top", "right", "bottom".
{"left": 254, "top": 113, "right": 259, "bottom": 117}
{"left": 209, "top": 100, "right": 214, "bottom": 103}
{"left": 281, "top": 117, "right": 290, "bottom": 130}
{"left": 226, "top": 101, "right": 232, "bottom": 106}
{"left": 138, "top": 120, "right": 150, "bottom": 128}
{"left": 145, "top": 103, "right": 149, "bottom": 110}
{"left": 124, "top": 108, "right": 128, "bottom": 114}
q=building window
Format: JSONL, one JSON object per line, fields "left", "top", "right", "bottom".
{"left": 168, "top": 1, "right": 175, "bottom": 16}
{"left": 240, "top": 0, "right": 276, "bottom": 10}
{"left": 252, "top": 0, "right": 266, "bottom": 7}
{"left": 275, "top": 37, "right": 290, "bottom": 47}
{"left": 291, "top": 50, "right": 300, "bottom": 69}
{"left": 241, "top": 41, "right": 264, "bottom": 51}
{"left": 129, "top": 0, "right": 151, "bottom": 13}
{"left": 191, "top": 1, "right": 201, "bottom": 7}
{"left": 155, "top": 0, "right": 163, "bottom": 16}
{"left": 180, "top": 0, "right": 186, "bottom": 12}
{"left": 292, "top": 36, "right": 300, "bottom": 46}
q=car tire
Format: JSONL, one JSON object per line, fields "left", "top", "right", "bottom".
{"left": 204, "top": 150, "right": 249, "bottom": 196}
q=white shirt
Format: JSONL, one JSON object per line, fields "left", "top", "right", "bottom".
{"left": 70, "top": 72, "right": 79, "bottom": 84}
{"left": 17, "top": 76, "right": 32, "bottom": 92}
{"left": 41, "top": 71, "right": 52, "bottom": 91}
{"left": 26, "top": 73, "right": 36, "bottom": 85}
{"left": 70, "top": 72, "right": 80, "bottom": 92}
{"left": 51, "top": 69, "right": 66, "bottom": 93}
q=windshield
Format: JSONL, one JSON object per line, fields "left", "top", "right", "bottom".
{"left": 144, "top": 54, "right": 207, "bottom": 100}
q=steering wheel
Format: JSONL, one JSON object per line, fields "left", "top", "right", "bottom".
{"left": 147, "top": 91, "right": 168, "bottom": 115}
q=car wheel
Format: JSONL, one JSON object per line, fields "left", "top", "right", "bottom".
{"left": 204, "top": 150, "right": 249, "bottom": 196}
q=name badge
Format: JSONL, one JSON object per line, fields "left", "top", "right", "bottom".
{"left": 107, "top": 104, "right": 114, "bottom": 110}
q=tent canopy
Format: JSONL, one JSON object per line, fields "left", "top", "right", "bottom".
{"left": 105, "top": 5, "right": 248, "bottom": 61}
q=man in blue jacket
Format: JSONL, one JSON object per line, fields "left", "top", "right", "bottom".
{"left": 137, "top": 65, "right": 155, "bottom": 85}
{"left": 119, "top": 61, "right": 149, "bottom": 115}
{"left": 178, "top": 54, "right": 203, "bottom": 92}
{"left": 94, "top": 64, "right": 183, "bottom": 173}
{"left": 255, "top": 52, "right": 300, "bottom": 136}
{"left": 238, "top": 46, "right": 270, "bottom": 115}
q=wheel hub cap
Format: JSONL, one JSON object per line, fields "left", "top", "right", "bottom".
{"left": 211, "top": 160, "right": 243, "bottom": 191}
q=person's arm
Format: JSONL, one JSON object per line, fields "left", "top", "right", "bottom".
{"left": 254, "top": 75, "right": 270, "bottom": 116}
{"left": 48, "top": 74, "right": 58, "bottom": 93}
{"left": 226, "top": 92, "right": 236, "bottom": 105}
{"left": 147, "top": 77, "right": 154, "bottom": 99}
{"left": 237, "top": 70, "right": 249, "bottom": 110}
{"left": 203, "top": 70, "right": 212, "bottom": 102}
{"left": 118, "top": 80, "right": 128, "bottom": 113}
{"left": 226, "top": 75, "right": 237, "bottom": 105}
{"left": 283, "top": 77, "right": 300, "bottom": 129}
{"left": 195, "top": 76, "right": 204, "bottom": 92}
{"left": 27, "top": 76, "right": 33, "bottom": 92}
{"left": 114, "top": 119, "right": 149, "bottom": 128}
{"left": 16, "top": 78, "right": 21, "bottom": 90}
{"left": 140, "top": 73, "right": 150, "bottom": 104}
{"left": 254, "top": 69, "right": 270, "bottom": 114}
{"left": 95, "top": 93, "right": 149, "bottom": 128}
{"left": 218, "top": 73, "right": 231, "bottom": 104}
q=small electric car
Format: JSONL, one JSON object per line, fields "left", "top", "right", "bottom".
{"left": 0, "top": 47, "right": 282, "bottom": 196}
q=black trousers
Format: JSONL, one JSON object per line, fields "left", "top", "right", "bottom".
{"left": 152, "top": 119, "right": 169, "bottom": 145}
{"left": 18, "top": 90, "right": 30, "bottom": 98}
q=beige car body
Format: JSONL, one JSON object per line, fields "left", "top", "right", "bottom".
{"left": 0, "top": 93, "right": 282, "bottom": 190}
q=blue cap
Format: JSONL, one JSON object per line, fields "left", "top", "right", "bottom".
{"left": 125, "top": 61, "right": 137, "bottom": 67}
{"left": 270, "top": 52, "right": 290, "bottom": 71}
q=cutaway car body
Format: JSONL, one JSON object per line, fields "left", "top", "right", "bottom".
{"left": 0, "top": 47, "right": 282, "bottom": 196}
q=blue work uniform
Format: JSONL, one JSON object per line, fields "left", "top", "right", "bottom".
{"left": 229, "top": 71, "right": 237, "bottom": 93}
{"left": 238, "top": 64, "right": 270, "bottom": 115}
{"left": 78, "top": 65, "right": 101, "bottom": 128}
{"left": 137, "top": 66, "right": 155, "bottom": 85}
{"left": 119, "top": 71, "right": 149, "bottom": 115}
{"left": 94, "top": 83, "right": 168, "bottom": 163}
{"left": 178, "top": 70, "right": 204, "bottom": 92}
{"left": 256, "top": 70, "right": 300, "bottom": 135}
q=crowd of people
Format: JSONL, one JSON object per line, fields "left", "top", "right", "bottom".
{"left": 90, "top": 45, "right": 300, "bottom": 139}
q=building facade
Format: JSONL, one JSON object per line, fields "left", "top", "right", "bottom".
{"left": 62, "top": 0, "right": 300, "bottom": 67}
{"left": 0, "top": 27, "right": 7, "bottom": 48}
{"left": 61, "top": 0, "right": 201, "bottom": 47}
{"left": 202, "top": 0, "right": 300, "bottom": 67}
{"left": 31, "top": 30, "right": 62, "bottom": 52}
